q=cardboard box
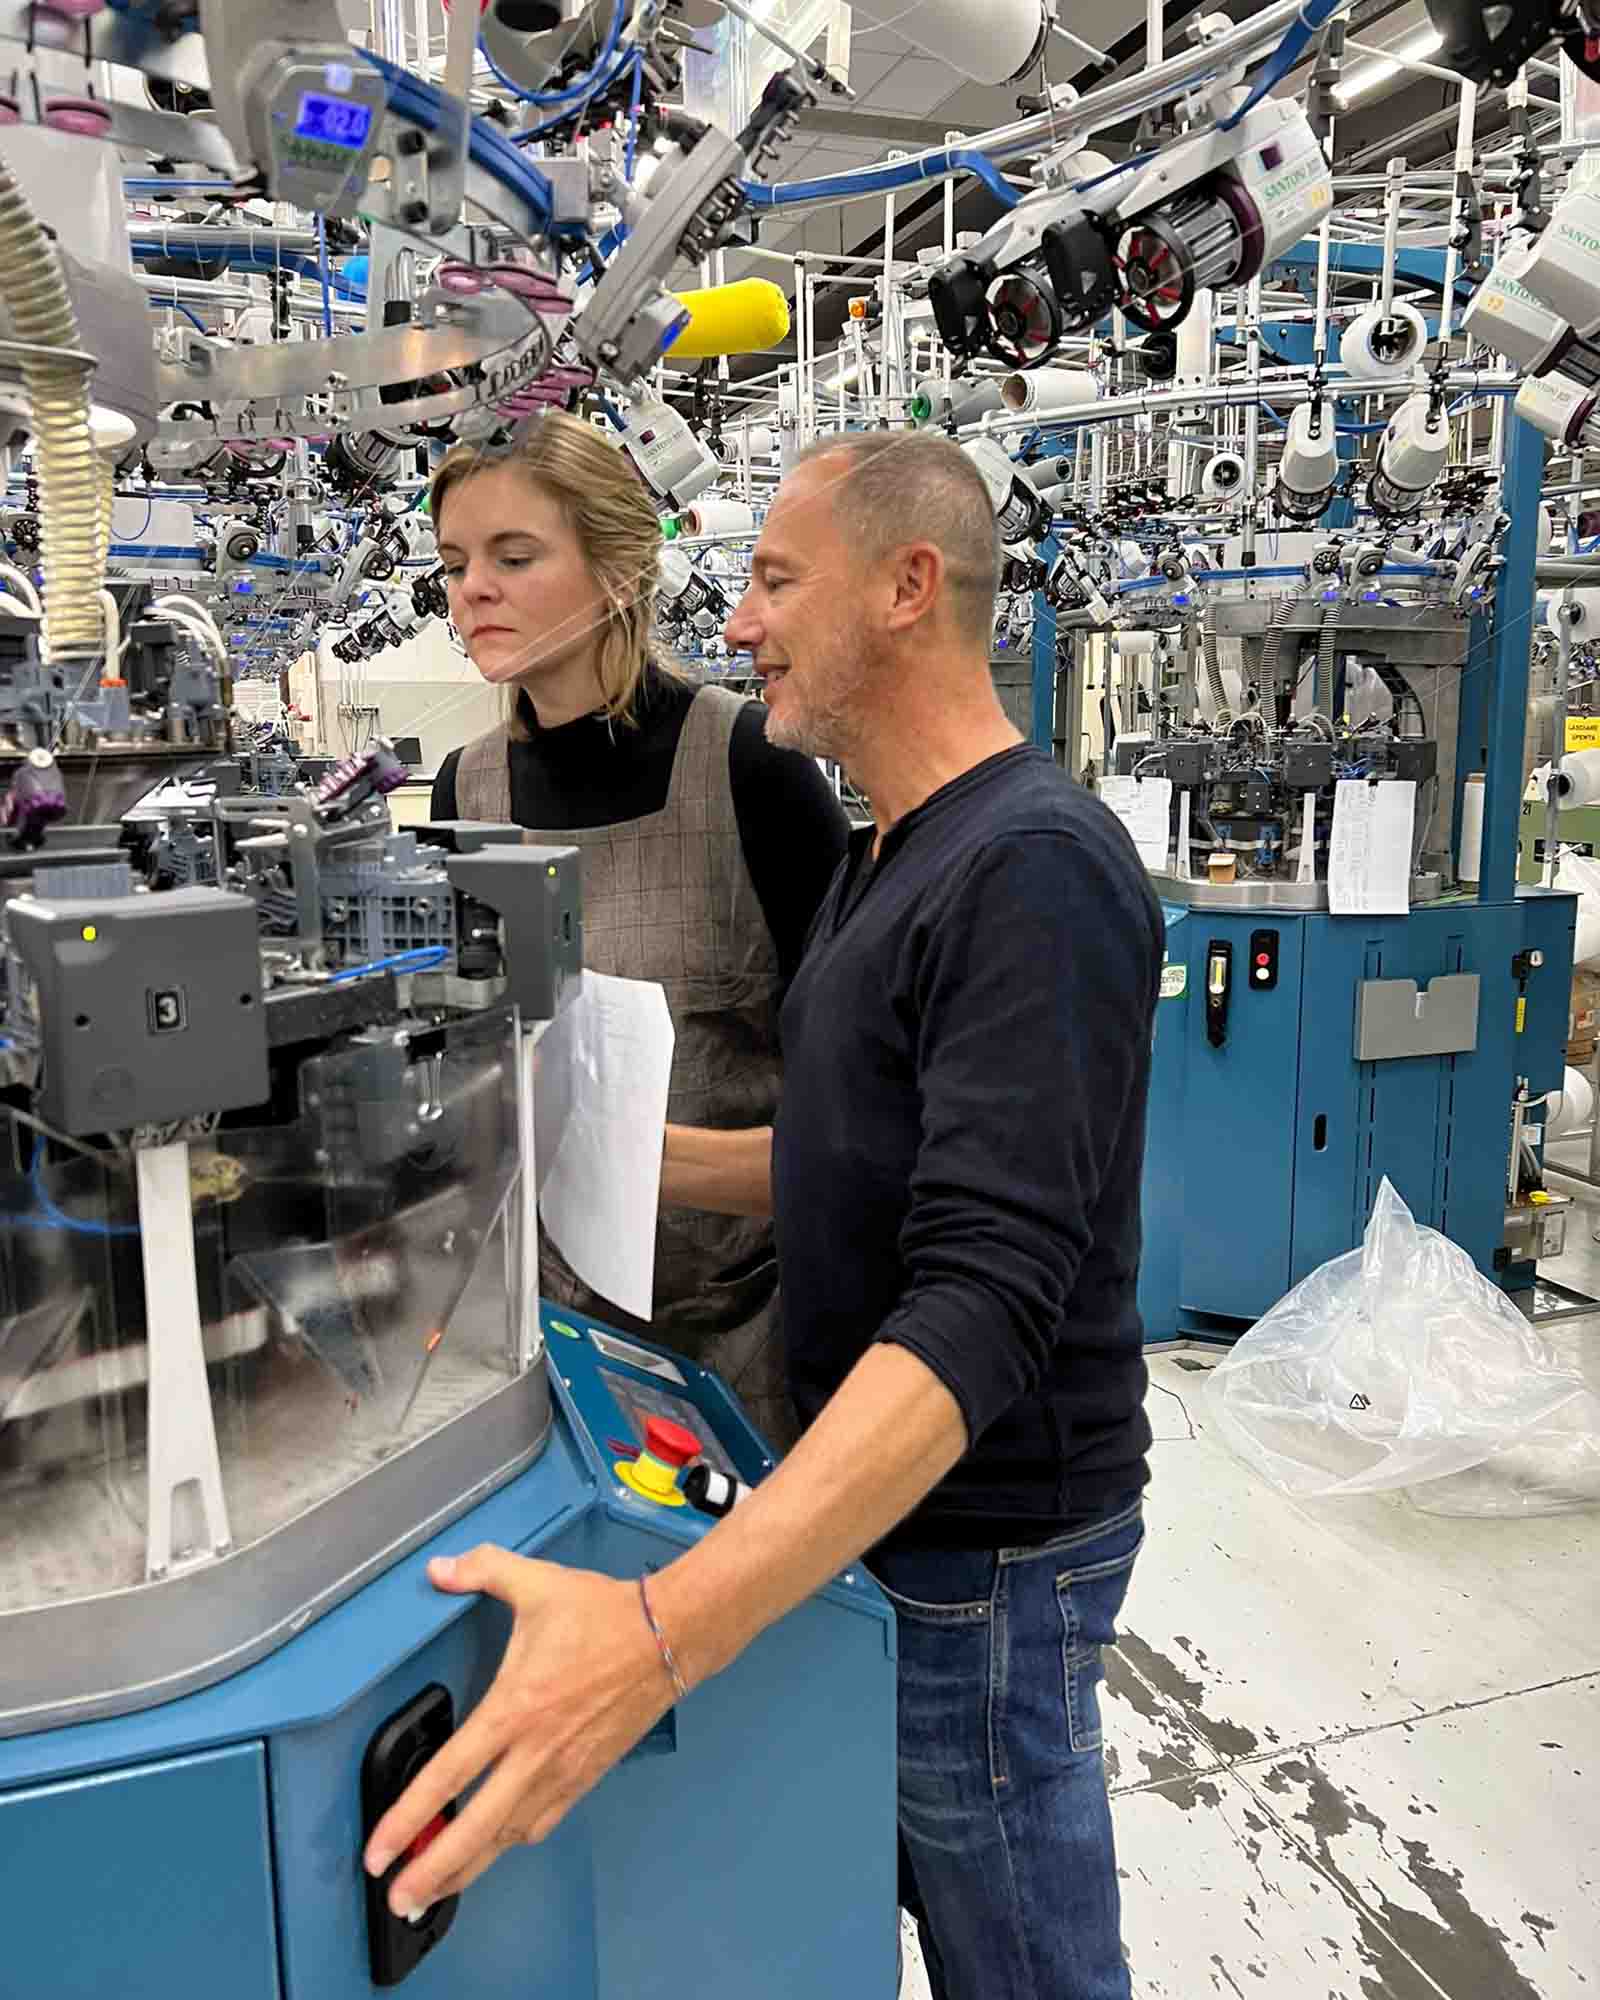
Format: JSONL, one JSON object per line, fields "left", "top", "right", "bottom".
{"left": 1568, "top": 971, "right": 1600, "bottom": 1063}
{"left": 1571, "top": 970, "right": 1600, "bottom": 1041}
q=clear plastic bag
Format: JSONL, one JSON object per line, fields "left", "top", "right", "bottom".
{"left": 1206, "top": 1179, "right": 1600, "bottom": 1515}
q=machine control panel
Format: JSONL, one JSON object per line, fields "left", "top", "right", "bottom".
{"left": 1249, "top": 928, "right": 1280, "bottom": 992}
{"left": 598, "top": 1366, "right": 741, "bottom": 1483}
{"left": 546, "top": 1304, "right": 766, "bottom": 1506}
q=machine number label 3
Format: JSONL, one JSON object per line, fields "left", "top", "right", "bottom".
{"left": 1160, "top": 964, "right": 1188, "bottom": 1000}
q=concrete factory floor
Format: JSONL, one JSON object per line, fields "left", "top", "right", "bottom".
{"left": 899, "top": 1321, "right": 1600, "bottom": 2000}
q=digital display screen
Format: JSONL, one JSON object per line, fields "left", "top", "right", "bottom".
{"left": 293, "top": 91, "right": 373, "bottom": 150}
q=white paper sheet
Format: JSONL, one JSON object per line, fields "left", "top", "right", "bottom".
{"left": 1100, "top": 774, "right": 1173, "bottom": 872}
{"left": 1328, "top": 778, "right": 1416, "bottom": 916}
{"left": 531, "top": 971, "right": 675, "bottom": 1322}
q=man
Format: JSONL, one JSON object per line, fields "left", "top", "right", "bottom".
{"left": 365, "top": 431, "right": 1163, "bottom": 2000}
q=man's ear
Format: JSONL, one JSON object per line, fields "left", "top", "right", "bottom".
{"left": 884, "top": 542, "right": 945, "bottom": 632}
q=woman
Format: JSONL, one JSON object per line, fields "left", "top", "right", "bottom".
{"left": 430, "top": 412, "right": 848, "bottom": 1449}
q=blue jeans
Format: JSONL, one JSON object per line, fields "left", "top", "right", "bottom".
{"left": 868, "top": 1494, "right": 1144, "bottom": 2000}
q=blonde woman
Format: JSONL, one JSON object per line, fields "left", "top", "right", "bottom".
{"left": 430, "top": 412, "right": 848, "bottom": 1447}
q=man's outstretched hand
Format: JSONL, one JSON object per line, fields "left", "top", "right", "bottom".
{"left": 363, "top": 1547, "right": 676, "bottom": 1918}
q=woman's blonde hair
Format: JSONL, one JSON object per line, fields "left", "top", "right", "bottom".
{"left": 431, "top": 410, "right": 680, "bottom": 733}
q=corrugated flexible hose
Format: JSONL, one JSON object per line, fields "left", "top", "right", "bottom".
{"left": 0, "top": 144, "right": 104, "bottom": 665}
{"left": 1202, "top": 624, "right": 1227, "bottom": 710}
{"left": 1316, "top": 604, "right": 1338, "bottom": 717}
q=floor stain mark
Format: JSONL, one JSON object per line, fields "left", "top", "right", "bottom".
{"left": 1369, "top": 1839, "right": 1548, "bottom": 2000}
{"left": 1118, "top": 1630, "right": 1262, "bottom": 1761}
{"left": 1248, "top": 1756, "right": 1548, "bottom": 2000}
{"left": 1520, "top": 1912, "right": 1557, "bottom": 1950}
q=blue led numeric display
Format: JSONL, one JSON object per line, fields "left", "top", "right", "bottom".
{"left": 293, "top": 92, "right": 373, "bottom": 150}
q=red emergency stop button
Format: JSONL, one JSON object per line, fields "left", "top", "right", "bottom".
{"left": 616, "top": 1415, "right": 702, "bottom": 1506}
{"left": 406, "top": 1814, "right": 449, "bottom": 1864}
{"left": 644, "top": 1416, "right": 702, "bottom": 1467}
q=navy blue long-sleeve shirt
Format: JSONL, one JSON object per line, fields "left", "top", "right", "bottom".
{"left": 773, "top": 745, "right": 1163, "bottom": 1548}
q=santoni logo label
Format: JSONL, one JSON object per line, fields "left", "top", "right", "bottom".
{"left": 1262, "top": 156, "right": 1321, "bottom": 203}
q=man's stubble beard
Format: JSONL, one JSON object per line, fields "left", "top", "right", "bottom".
{"left": 763, "top": 618, "right": 875, "bottom": 763}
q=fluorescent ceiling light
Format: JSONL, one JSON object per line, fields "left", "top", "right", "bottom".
{"left": 1336, "top": 28, "right": 1443, "bottom": 106}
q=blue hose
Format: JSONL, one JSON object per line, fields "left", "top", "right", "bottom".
{"left": 27, "top": 1144, "right": 140, "bottom": 1240}
{"left": 316, "top": 214, "right": 334, "bottom": 337}
{"left": 146, "top": 295, "right": 208, "bottom": 335}
{"left": 129, "top": 239, "right": 368, "bottom": 301}
{"left": 479, "top": 0, "right": 626, "bottom": 107}
{"left": 624, "top": 49, "right": 644, "bottom": 182}
{"left": 361, "top": 49, "right": 556, "bottom": 230}
{"left": 1218, "top": 0, "right": 1348, "bottom": 131}
{"left": 743, "top": 146, "right": 1019, "bottom": 213}
{"left": 325, "top": 945, "right": 450, "bottom": 986}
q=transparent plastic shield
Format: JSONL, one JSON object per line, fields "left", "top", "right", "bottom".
{"left": 214, "top": 1010, "right": 521, "bottom": 1548}
{"left": 1, "top": 1010, "right": 523, "bottom": 1617}
{"left": 0, "top": 1128, "right": 150, "bottom": 1612}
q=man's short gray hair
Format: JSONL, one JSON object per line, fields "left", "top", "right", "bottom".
{"left": 796, "top": 430, "right": 1002, "bottom": 644}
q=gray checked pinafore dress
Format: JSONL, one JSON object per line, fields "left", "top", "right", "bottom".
{"left": 454, "top": 683, "right": 796, "bottom": 1449}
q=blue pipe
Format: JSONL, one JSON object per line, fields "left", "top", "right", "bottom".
{"left": 107, "top": 544, "right": 330, "bottom": 573}
{"left": 124, "top": 180, "right": 237, "bottom": 195}
{"left": 147, "top": 296, "right": 208, "bottom": 335}
{"left": 1219, "top": 0, "right": 1346, "bottom": 130}
{"left": 359, "top": 50, "right": 558, "bottom": 233}
{"left": 743, "top": 147, "right": 1019, "bottom": 213}
{"left": 129, "top": 239, "right": 369, "bottom": 301}
{"left": 315, "top": 215, "right": 334, "bottom": 337}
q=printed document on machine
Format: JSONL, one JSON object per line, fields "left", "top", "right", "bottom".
{"left": 1100, "top": 775, "right": 1173, "bottom": 872}
{"left": 1328, "top": 779, "right": 1415, "bottom": 916}
{"left": 531, "top": 972, "right": 675, "bottom": 1323}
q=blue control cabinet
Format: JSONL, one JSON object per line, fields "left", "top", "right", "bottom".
{"left": 0, "top": 1308, "right": 898, "bottom": 1999}
{"left": 1139, "top": 889, "right": 1576, "bottom": 1340}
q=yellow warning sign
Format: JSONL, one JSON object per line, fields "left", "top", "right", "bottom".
{"left": 1565, "top": 717, "right": 1600, "bottom": 751}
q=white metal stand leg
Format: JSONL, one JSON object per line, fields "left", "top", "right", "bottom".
{"left": 138, "top": 1140, "right": 231, "bottom": 1579}
{"left": 514, "top": 1019, "right": 546, "bottom": 1370}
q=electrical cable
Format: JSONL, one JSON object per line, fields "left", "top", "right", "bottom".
{"left": 145, "top": 295, "right": 209, "bottom": 335}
